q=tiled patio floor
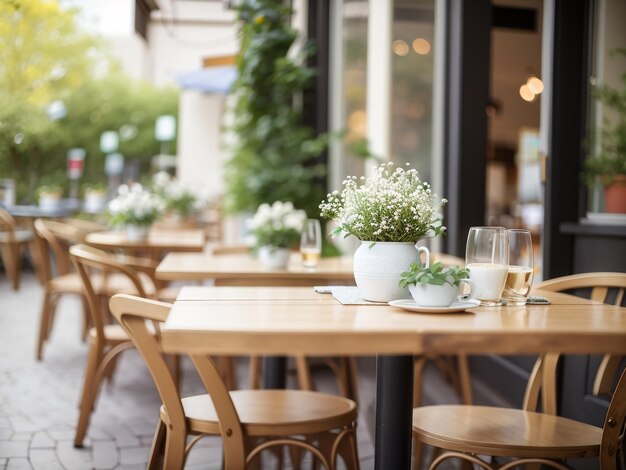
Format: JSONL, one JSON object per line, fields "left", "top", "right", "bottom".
{"left": 0, "top": 273, "right": 460, "bottom": 469}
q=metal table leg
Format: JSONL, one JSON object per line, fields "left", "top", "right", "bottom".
{"left": 375, "top": 355, "right": 414, "bottom": 470}
{"left": 263, "top": 356, "right": 287, "bottom": 389}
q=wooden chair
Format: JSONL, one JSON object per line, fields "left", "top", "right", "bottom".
{"left": 34, "top": 219, "right": 172, "bottom": 359}
{"left": 69, "top": 244, "right": 180, "bottom": 447}
{"left": 411, "top": 272, "right": 626, "bottom": 469}
{"left": 537, "top": 272, "right": 626, "bottom": 397}
{"left": 109, "top": 294, "right": 360, "bottom": 470}
{"left": 0, "top": 207, "right": 35, "bottom": 290}
{"left": 34, "top": 219, "right": 94, "bottom": 359}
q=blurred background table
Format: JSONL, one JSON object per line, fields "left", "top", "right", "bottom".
{"left": 86, "top": 227, "right": 205, "bottom": 259}
{"left": 156, "top": 251, "right": 355, "bottom": 286}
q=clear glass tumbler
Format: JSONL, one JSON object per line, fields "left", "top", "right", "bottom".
{"left": 300, "top": 219, "right": 322, "bottom": 268}
{"left": 502, "top": 229, "right": 534, "bottom": 306}
{"left": 465, "top": 226, "right": 509, "bottom": 306}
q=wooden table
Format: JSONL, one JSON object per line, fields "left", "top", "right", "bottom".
{"left": 161, "top": 286, "right": 626, "bottom": 469}
{"left": 86, "top": 228, "right": 205, "bottom": 258}
{"left": 156, "top": 251, "right": 355, "bottom": 285}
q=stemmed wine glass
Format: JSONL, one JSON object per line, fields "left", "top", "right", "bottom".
{"left": 465, "top": 226, "right": 509, "bottom": 306}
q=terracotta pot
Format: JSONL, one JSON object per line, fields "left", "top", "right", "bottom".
{"left": 604, "top": 175, "right": 626, "bottom": 214}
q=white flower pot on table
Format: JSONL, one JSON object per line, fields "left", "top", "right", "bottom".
{"left": 126, "top": 224, "right": 150, "bottom": 242}
{"left": 353, "top": 241, "right": 421, "bottom": 302}
{"left": 258, "top": 246, "right": 290, "bottom": 270}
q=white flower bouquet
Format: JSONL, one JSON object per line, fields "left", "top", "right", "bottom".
{"left": 152, "top": 171, "right": 208, "bottom": 217}
{"left": 107, "top": 183, "right": 165, "bottom": 227}
{"left": 248, "top": 201, "right": 307, "bottom": 249}
{"left": 319, "top": 162, "right": 446, "bottom": 242}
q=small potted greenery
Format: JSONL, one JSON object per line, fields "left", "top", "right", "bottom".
{"left": 106, "top": 183, "right": 165, "bottom": 242}
{"left": 583, "top": 49, "right": 626, "bottom": 214}
{"left": 83, "top": 183, "right": 107, "bottom": 213}
{"left": 152, "top": 171, "right": 207, "bottom": 223}
{"left": 400, "top": 262, "right": 474, "bottom": 307}
{"left": 248, "top": 201, "right": 307, "bottom": 269}
{"left": 37, "top": 184, "right": 63, "bottom": 211}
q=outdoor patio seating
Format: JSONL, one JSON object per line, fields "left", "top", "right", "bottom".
{"left": 110, "top": 293, "right": 360, "bottom": 470}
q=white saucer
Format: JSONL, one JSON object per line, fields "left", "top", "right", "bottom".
{"left": 388, "top": 298, "right": 481, "bottom": 313}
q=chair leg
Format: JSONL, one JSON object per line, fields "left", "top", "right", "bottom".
{"left": 36, "top": 291, "right": 56, "bottom": 360}
{"left": 457, "top": 354, "right": 473, "bottom": 405}
{"left": 295, "top": 355, "right": 314, "bottom": 391}
{"left": 162, "top": 426, "right": 186, "bottom": 470}
{"left": 12, "top": 242, "right": 23, "bottom": 290}
{"left": 147, "top": 420, "right": 166, "bottom": 470}
{"left": 335, "top": 427, "right": 360, "bottom": 470}
{"left": 249, "top": 355, "right": 261, "bottom": 389}
{"left": 80, "top": 296, "right": 91, "bottom": 341}
{"left": 74, "top": 340, "right": 102, "bottom": 447}
{"left": 0, "top": 243, "right": 17, "bottom": 290}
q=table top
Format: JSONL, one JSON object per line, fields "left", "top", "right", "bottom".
{"left": 1, "top": 203, "right": 76, "bottom": 218}
{"left": 161, "top": 287, "right": 626, "bottom": 357}
{"left": 156, "top": 252, "right": 355, "bottom": 282}
{"left": 86, "top": 228, "right": 205, "bottom": 252}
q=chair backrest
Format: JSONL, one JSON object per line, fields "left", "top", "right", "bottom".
{"left": 34, "top": 219, "right": 81, "bottom": 281}
{"left": 537, "top": 272, "right": 626, "bottom": 307}
{"left": 70, "top": 244, "right": 153, "bottom": 343}
{"left": 109, "top": 294, "right": 246, "bottom": 468}
{"left": 600, "top": 366, "right": 626, "bottom": 470}
{"left": 0, "top": 207, "right": 16, "bottom": 238}
{"left": 537, "top": 272, "right": 626, "bottom": 396}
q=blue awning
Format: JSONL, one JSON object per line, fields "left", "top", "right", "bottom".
{"left": 176, "top": 66, "right": 237, "bottom": 94}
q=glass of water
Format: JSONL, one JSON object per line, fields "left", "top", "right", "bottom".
{"left": 300, "top": 219, "right": 322, "bottom": 268}
{"left": 502, "top": 229, "right": 534, "bottom": 306}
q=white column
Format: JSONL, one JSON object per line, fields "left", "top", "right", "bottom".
{"left": 177, "top": 90, "right": 225, "bottom": 196}
{"left": 366, "top": 0, "right": 393, "bottom": 172}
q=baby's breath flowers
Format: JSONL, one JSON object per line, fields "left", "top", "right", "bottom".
{"left": 319, "top": 162, "right": 446, "bottom": 243}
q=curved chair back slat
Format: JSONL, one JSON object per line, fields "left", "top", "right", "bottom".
{"left": 0, "top": 207, "right": 16, "bottom": 240}
{"left": 109, "top": 294, "right": 246, "bottom": 468}
{"left": 537, "top": 272, "right": 626, "bottom": 397}
{"left": 600, "top": 367, "right": 626, "bottom": 469}
{"left": 70, "top": 244, "right": 150, "bottom": 343}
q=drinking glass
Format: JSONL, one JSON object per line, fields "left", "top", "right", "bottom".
{"left": 300, "top": 219, "right": 322, "bottom": 268}
{"left": 465, "top": 226, "right": 509, "bottom": 306}
{"left": 502, "top": 229, "right": 534, "bottom": 306}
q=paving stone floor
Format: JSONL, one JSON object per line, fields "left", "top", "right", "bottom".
{"left": 0, "top": 273, "right": 461, "bottom": 470}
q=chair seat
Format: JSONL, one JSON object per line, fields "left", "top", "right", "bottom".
{"left": 163, "top": 390, "right": 357, "bottom": 437}
{"left": 413, "top": 405, "right": 602, "bottom": 459}
{"left": 0, "top": 229, "right": 34, "bottom": 243}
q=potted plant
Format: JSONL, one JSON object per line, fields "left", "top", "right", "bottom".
{"left": 152, "top": 171, "right": 207, "bottom": 224}
{"left": 248, "top": 201, "right": 307, "bottom": 269}
{"left": 583, "top": 50, "right": 626, "bottom": 214}
{"left": 106, "top": 183, "right": 164, "bottom": 242}
{"left": 83, "top": 183, "right": 107, "bottom": 213}
{"left": 400, "top": 262, "right": 473, "bottom": 307}
{"left": 320, "top": 162, "right": 446, "bottom": 302}
{"left": 37, "top": 184, "right": 63, "bottom": 211}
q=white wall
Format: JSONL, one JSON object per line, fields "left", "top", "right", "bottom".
{"left": 177, "top": 90, "right": 226, "bottom": 195}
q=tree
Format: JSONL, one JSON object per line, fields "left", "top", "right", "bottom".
{"left": 0, "top": 0, "right": 100, "bottom": 105}
{"left": 224, "top": 0, "right": 327, "bottom": 217}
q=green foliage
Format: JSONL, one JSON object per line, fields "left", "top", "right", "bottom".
{"left": 225, "top": 0, "right": 327, "bottom": 217}
{"left": 584, "top": 49, "right": 626, "bottom": 186}
{"left": 0, "top": 0, "right": 179, "bottom": 203}
{"left": 399, "top": 262, "right": 470, "bottom": 288}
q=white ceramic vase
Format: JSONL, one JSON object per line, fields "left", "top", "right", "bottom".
{"left": 258, "top": 246, "right": 290, "bottom": 270}
{"left": 353, "top": 241, "right": 421, "bottom": 302}
{"left": 126, "top": 224, "right": 149, "bottom": 242}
